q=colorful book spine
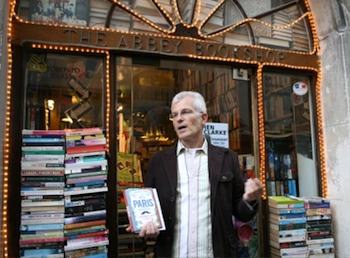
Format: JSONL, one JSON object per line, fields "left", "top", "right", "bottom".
{"left": 301, "top": 197, "right": 335, "bottom": 257}
{"left": 20, "top": 128, "right": 109, "bottom": 257}
{"left": 20, "top": 130, "right": 66, "bottom": 257}
{"left": 268, "top": 196, "right": 307, "bottom": 258}
{"left": 64, "top": 128, "right": 109, "bottom": 255}
{"left": 269, "top": 196, "right": 336, "bottom": 257}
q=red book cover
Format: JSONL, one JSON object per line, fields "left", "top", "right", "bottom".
{"left": 66, "top": 145, "right": 106, "bottom": 154}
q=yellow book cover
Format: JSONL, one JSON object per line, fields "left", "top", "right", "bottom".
{"left": 117, "top": 152, "right": 143, "bottom": 186}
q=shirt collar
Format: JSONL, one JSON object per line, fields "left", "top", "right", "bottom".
{"left": 176, "top": 137, "right": 208, "bottom": 156}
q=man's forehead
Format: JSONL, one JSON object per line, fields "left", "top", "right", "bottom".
{"left": 171, "top": 96, "right": 194, "bottom": 110}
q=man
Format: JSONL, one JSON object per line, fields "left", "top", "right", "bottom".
{"left": 140, "top": 91, "right": 262, "bottom": 257}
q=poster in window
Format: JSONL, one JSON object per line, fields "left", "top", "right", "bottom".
{"left": 29, "top": 0, "right": 89, "bottom": 26}
{"left": 65, "top": 101, "right": 93, "bottom": 121}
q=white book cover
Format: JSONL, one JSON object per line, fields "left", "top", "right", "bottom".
{"left": 124, "top": 188, "right": 165, "bottom": 233}
{"left": 64, "top": 186, "right": 108, "bottom": 196}
{"left": 21, "top": 254, "right": 64, "bottom": 258}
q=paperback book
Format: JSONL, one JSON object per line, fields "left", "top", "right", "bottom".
{"left": 123, "top": 188, "right": 165, "bottom": 233}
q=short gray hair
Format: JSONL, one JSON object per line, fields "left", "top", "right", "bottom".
{"left": 171, "top": 91, "right": 207, "bottom": 114}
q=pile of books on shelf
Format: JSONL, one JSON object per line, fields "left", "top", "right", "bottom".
{"left": 64, "top": 128, "right": 109, "bottom": 257}
{"left": 20, "top": 129, "right": 66, "bottom": 258}
{"left": 268, "top": 196, "right": 308, "bottom": 258}
{"left": 266, "top": 147, "right": 297, "bottom": 197}
{"left": 302, "top": 197, "right": 335, "bottom": 258}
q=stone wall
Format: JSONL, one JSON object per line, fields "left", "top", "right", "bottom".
{"left": 310, "top": 0, "right": 350, "bottom": 257}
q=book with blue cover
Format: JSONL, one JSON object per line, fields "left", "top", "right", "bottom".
{"left": 123, "top": 188, "right": 165, "bottom": 233}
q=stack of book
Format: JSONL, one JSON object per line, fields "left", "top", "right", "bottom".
{"left": 20, "top": 129, "right": 66, "bottom": 258}
{"left": 302, "top": 197, "right": 335, "bottom": 258}
{"left": 64, "top": 128, "right": 109, "bottom": 257}
{"left": 268, "top": 196, "right": 308, "bottom": 258}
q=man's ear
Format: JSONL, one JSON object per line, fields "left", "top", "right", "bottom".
{"left": 202, "top": 113, "right": 209, "bottom": 123}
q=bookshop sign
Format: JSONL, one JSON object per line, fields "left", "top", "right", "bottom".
{"left": 110, "top": 34, "right": 287, "bottom": 63}
{"left": 14, "top": 21, "right": 318, "bottom": 67}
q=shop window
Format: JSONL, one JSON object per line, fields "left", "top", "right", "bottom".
{"left": 263, "top": 72, "right": 319, "bottom": 197}
{"left": 23, "top": 52, "right": 104, "bottom": 129}
{"left": 115, "top": 57, "right": 254, "bottom": 256}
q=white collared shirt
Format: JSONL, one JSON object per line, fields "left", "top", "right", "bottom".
{"left": 173, "top": 139, "right": 213, "bottom": 258}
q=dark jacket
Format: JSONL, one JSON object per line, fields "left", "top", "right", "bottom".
{"left": 144, "top": 143, "right": 257, "bottom": 258}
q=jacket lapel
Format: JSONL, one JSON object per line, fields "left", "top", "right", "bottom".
{"left": 208, "top": 144, "right": 224, "bottom": 215}
{"left": 162, "top": 145, "right": 178, "bottom": 196}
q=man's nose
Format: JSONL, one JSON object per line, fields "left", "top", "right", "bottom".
{"left": 174, "top": 116, "right": 184, "bottom": 123}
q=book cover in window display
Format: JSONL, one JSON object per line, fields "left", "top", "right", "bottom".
{"left": 117, "top": 152, "right": 143, "bottom": 186}
{"left": 124, "top": 188, "right": 165, "bottom": 233}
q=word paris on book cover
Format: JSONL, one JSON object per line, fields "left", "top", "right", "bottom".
{"left": 124, "top": 188, "right": 165, "bottom": 233}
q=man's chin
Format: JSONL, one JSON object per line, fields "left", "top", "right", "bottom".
{"left": 177, "top": 134, "right": 188, "bottom": 141}
{"left": 176, "top": 131, "right": 188, "bottom": 138}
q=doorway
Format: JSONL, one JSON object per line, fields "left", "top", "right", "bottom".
{"left": 115, "top": 56, "right": 257, "bottom": 257}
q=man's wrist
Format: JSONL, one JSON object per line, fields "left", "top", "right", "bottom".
{"left": 243, "top": 193, "right": 256, "bottom": 202}
{"left": 243, "top": 199, "right": 258, "bottom": 211}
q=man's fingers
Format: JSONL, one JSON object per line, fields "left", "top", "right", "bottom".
{"left": 146, "top": 221, "right": 159, "bottom": 237}
{"left": 139, "top": 228, "right": 146, "bottom": 237}
{"left": 138, "top": 221, "right": 160, "bottom": 239}
{"left": 126, "top": 225, "right": 132, "bottom": 232}
{"left": 244, "top": 178, "right": 263, "bottom": 201}
{"left": 146, "top": 222, "right": 154, "bottom": 235}
{"left": 246, "top": 178, "right": 263, "bottom": 191}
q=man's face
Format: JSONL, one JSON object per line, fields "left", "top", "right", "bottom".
{"left": 171, "top": 96, "right": 208, "bottom": 144}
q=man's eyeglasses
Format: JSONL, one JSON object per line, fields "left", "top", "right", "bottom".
{"left": 169, "top": 109, "right": 199, "bottom": 121}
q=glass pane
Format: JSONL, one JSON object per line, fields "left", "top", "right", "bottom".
{"left": 200, "top": 0, "right": 251, "bottom": 45}
{"left": 110, "top": 0, "right": 173, "bottom": 32}
{"left": 24, "top": 52, "right": 104, "bottom": 129}
{"left": 177, "top": 0, "right": 197, "bottom": 24}
{"left": 89, "top": 0, "right": 112, "bottom": 28}
{"left": 116, "top": 57, "right": 254, "bottom": 256}
{"left": 263, "top": 72, "right": 318, "bottom": 197}
{"left": 18, "top": 0, "right": 91, "bottom": 26}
